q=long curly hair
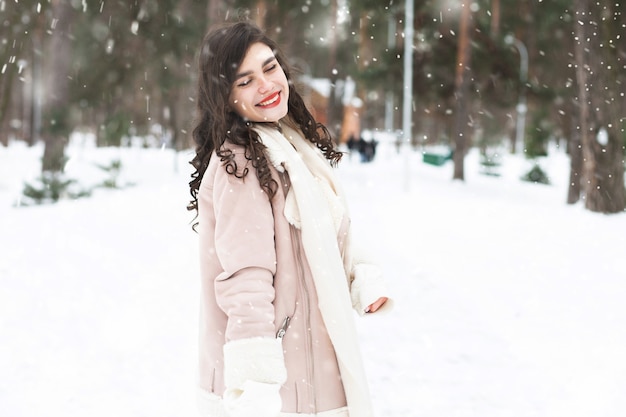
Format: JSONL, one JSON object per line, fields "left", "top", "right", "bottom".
{"left": 187, "top": 21, "right": 342, "bottom": 227}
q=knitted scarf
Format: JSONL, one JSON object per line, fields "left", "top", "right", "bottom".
{"left": 254, "top": 123, "right": 374, "bottom": 417}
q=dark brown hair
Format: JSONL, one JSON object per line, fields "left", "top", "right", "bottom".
{"left": 187, "top": 21, "right": 342, "bottom": 226}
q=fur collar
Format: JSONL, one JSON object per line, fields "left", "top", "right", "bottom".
{"left": 254, "top": 123, "right": 345, "bottom": 232}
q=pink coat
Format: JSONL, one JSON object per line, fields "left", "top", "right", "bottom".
{"left": 196, "top": 144, "right": 349, "bottom": 414}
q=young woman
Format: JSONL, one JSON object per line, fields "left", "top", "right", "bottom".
{"left": 188, "top": 21, "right": 391, "bottom": 417}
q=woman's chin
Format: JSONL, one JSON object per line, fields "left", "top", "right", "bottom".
{"left": 254, "top": 108, "right": 289, "bottom": 123}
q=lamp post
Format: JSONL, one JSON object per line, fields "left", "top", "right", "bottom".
{"left": 506, "top": 35, "right": 528, "bottom": 154}
{"left": 385, "top": 13, "right": 397, "bottom": 133}
{"left": 402, "top": 0, "right": 414, "bottom": 191}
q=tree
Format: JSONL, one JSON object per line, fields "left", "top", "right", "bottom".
{"left": 0, "top": 0, "right": 42, "bottom": 146}
{"left": 326, "top": 0, "right": 341, "bottom": 137}
{"left": 346, "top": 1, "right": 413, "bottom": 137}
{"left": 129, "top": 0, "right": 206, "bottom": 150}
{"left": 66, "top": 0, "right": 207, "bottom": 149}
{"left": 490, "top": 0, "right": 501, "bottom": 37}
{"left": 573, "top": 0, "right": 626, "bottom": 213}
{"left": 452, "top": 1, "right": 474, "bottom": 181}
{"left": 41, "top": 0, "right": 74, "bottom": 172}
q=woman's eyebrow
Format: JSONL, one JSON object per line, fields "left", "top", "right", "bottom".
{"left": 235, "top": 56, "right": 277, "bottom": 80}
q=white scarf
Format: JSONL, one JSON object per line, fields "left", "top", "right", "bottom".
{"left": 254, "top": 123, "right": 373, "bottom": 417}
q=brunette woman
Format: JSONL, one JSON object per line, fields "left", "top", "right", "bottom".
{"left": 188, "top": 21, "right": 390, "bottom": 417}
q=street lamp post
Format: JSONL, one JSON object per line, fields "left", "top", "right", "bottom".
{"left": 506, "top": 35, "right": 528, "bottom": 154}
{"left": 402, "top": 0, "right": 414, "bottom": 191}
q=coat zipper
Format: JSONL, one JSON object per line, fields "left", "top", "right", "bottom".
{"left": 290, "top": 222, "right": 316, "bottom": 412}
{"left": 278, "top": 170, "right": 317, "bottom": 412}
{"left": 276, "top": 316, "right": 290, "bottom": 339}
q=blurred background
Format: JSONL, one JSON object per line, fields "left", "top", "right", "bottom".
{"left": 2, "top": 3, "right": 626, "bottom": 416}
{"left": 0, "top": 0, "right": 624, "bottom": 212}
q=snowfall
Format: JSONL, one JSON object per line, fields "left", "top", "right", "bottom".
{"left": 1, "top": 133, "right": 625, "bottom": 417}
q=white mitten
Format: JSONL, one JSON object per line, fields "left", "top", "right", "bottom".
{"left": 351, "top": 263, "right": 393, "bottom": 315}
{"left": 223, "top": 380, "right": 282, "bottom": 417}
{"left": 222, "top": 337, "right": 287, "bottom": 417}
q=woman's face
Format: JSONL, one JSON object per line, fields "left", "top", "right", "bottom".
{"left": 229, "top": 42, "right": 289, "bottom": 123}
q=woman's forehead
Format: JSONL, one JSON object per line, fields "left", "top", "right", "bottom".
{"left": 243, "top": 43, "right": 276, "bottom": 64}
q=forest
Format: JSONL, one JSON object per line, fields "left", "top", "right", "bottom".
{"left": 1, "top": 0, "right": 624, "bottom": 213}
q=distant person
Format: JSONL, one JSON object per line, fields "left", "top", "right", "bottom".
{"left": 363, "top": 139, "right": 377, "bottom": 163}
{"left": 357, "top": 134, "right": 377, "bottom": 163}
{"left": 187, "top": 22, "right": 391, "bottom": 417}
{"left": 346, "top": 134, "right": 358, "bottom": 156}
{"left": 346, "top": 134, "right": 362, "bottom": 162}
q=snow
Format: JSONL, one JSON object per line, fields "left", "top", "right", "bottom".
{"left": 1, "top": 135, "right": 625, "bottom": 417}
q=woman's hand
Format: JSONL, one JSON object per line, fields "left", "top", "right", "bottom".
{"left": 224, "top": 381, "right": 282, "bottom": 417}
{"left": 365, "top": 297, "right": 388, "bottom": 313}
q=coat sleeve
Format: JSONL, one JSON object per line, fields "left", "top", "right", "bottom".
{"left": 211, "top": 153, "right": 278, "bottom": 342}
{"left": 349, "top": 240, "right": 394, "bottom": 316}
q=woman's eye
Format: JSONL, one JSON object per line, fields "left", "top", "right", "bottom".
{"left": 265, "top": 64, "right": 277, "bottom": 73}
{"left": 237, "top": 79, "right": 251, "bottom": 87}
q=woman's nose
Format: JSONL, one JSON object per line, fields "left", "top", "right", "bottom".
{"left": 258, "top": 75, "right": 272, "bottom": 93}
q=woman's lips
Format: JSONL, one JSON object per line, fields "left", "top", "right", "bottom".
{"left": 257, "top": 91, "right": 281, "bottom": 108}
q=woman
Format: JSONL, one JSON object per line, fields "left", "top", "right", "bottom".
{"left": 188, "top": 21, "right": 391, "bottom": 417}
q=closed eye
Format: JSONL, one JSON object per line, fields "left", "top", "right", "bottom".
{"left": 234, "top": 57, "right": 278, "bottom": 88}
{"left": 237, "top": 79, "right": 252, "bottom": 87}
{"left": 264, "top": 63, "right": 278, "bottom": 73}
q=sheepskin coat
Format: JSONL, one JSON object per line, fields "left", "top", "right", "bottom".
{"left": 196, "top": 124, "right": 389, "bottom": 417}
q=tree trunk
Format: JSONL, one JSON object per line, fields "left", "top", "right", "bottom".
{"left": 206, "top": 0, "right": 236, "bottom": 29}
{"left": 573, "top": 0, "right": 626, "bottom": 213}
{"left": 452, "top": 1, "right": 473, "bottom": 181}
{"left": 0, "top": 65, "right": 16, "bottom": 146}
{"left": 326, "top": 0, "right": 341, "bottom": 138}
{"left": 0, "top": 2, "right": 27, "bottom": 146}
{"left": 562, "top": 95, "right": 583, "bottom": 204}
{"left": 27, "top": 13, "right": 46, "bottom": 147}
{"left": 206, "top": 0, "right": 220, "bottom": 28}
{"left": 254, "top": 0, "right": 268, "bottom": 29}
{"left": 42, "top": 0, "right": 74, "bottom": 173}
{"left": 566, "top": 113, "right": 582, "bottom": 204}
{"left": 490, "top": 0, "right": 500, "bottom": 38}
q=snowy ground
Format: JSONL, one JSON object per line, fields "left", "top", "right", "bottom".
{"left": 1, "top": 136, "right": 625, "bottom": 417}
